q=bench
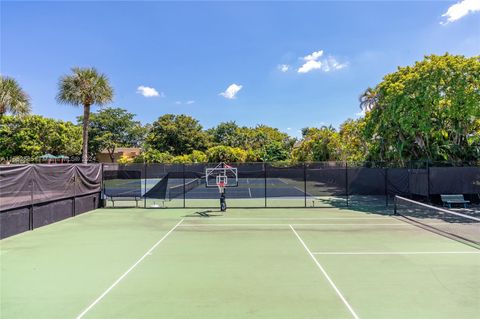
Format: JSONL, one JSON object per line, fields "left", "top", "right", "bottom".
{"left": 107, "top": 196, "right": 141, "bottom": 208}
{"left": 440, "top": 194, "right": 469, "bottom": 209}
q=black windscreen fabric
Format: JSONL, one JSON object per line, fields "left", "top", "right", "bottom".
{"left": 429, "top": 167, "right": 480, "bottom": 195}
{"left": 144, "top": 175, "right": 169, "bottom": 199}
{"left": 75, "top": 164, "right": 101, "bottom": 195}
{"left": 75, "top": 193, "right": 99, "bottom": 215}
{"left": 0, "top": 165, "right": 32, "bottom": 211}
{"left": 347, "top": 166, "right": 385, "bottom": 195}
{"left": 146, "top": 164, "right": 182, "bottom": 200}
{"left": 386, "top": 168, "right": 410, "bottom": 196}
{"left": 0, "top": 207, "right": 30, "bottom": 239}
{"left": 409, "top": 169, "right": 428, "bottom": 196}
{"left": 306, "top": 162, "right": 346, "bottom": 197}
{"left": 31, "top": 165, "right": 75, "bottom": 204}
{"left": 33, "top": 198, "right": 73, "bottom": 228}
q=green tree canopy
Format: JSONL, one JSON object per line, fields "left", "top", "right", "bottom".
{"left": 57, "top": 67, "right": 114, "bottom": 163}
{"left": 0, "top": 76, "right": 31, "bottom": 116}
{"left": 207, "top": 121, "right": 241, "bottom": 147}
{"left": 338, "top": 119, "right": 368, "bottom": 161}
{"left": 206, "top": 146, "right": 248, "bottom": 163}
{"left": 80, "top": 107, "right": 145, "bottom": 162}
{"left": 292, "top": 126, "right": 340, "bottom": 162}
{"left": 146, "top": 114, "right": 211, "bottom": 155}
{"left": 259, "top": 141, "right": 290, "bottom": 162}
{"left": 0, "top": 115, "right": 82, "bottom": 160}
{"left": 362, "top": 54, "right": 480, "bottom": 162}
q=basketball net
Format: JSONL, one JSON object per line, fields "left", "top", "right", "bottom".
{"left": 217, "top": 181, "right": 225, "bottom": 194}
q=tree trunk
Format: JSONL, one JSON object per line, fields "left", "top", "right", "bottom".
{"left": 108, "top": 147, "right": 115, "bottom": 163}
{"left": 81, "top": 104, "right": 91, "bottom": 164}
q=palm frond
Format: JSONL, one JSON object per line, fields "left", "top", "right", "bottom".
{"left": 0, "top": 76, "right": 31, "bottom": 115}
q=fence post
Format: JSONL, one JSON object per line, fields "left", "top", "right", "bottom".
{"left": 304, "top": 163, "right": 307, "bottom": 208}
{"left": 144, "top": 163, "right": 147, "bottom": 208}
{"left": 345, "top": 162, "right": 349, "bottom": 207}
{"left": 183, "top": 164, "right": 186, "bottom": 208}
{"left": 264, "top": 163, "right": 267, "bottom": 208}
{"left": 29, "top": 165, "right": 34, "bottom": 230}
{"left": 426, "top": 160, "right": 430, "bottom": 203}
{"left": 385, "top": 164, "right": 388, "bottom": 207}
{"left": 72, "top": 169, "right": 76, "bottom": 217}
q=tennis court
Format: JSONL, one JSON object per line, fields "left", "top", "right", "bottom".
{"left": 1, "top": 203, "right": 479, "bottom": 319}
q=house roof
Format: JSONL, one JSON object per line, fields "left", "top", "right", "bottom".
{"left": 98, "top": 147, "right": 141, "bottom": 154}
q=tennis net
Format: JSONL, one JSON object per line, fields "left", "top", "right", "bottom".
{"left": 394, "top": 196, "right": 480, "bottom": 248}
{"left": 168, "top": 178, "right": 202, "bottom": 200}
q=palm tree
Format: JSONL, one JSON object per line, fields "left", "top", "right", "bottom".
{"left": 359, "top": 87, "right": 379, "bottom": 112}
{"left": 0, "top": 76, "right": 31, "bottom": 116}
{"left": 57, "top": 67, "right": 113, "bottom": 163}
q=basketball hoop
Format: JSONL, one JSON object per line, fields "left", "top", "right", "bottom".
{"left": 216, "top": 175, "right": 227, "bottom": 194}
{"left": 217, "top": 180, "right": 225, "bottom": 194}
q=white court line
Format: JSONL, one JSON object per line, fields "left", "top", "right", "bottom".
{"left": 290, "top": 225, "right": 359, "bottom": 319}
{"left": 185, "top": 217, "right": 390, "bottom": 220}
{"left": 76, "top": 219, "right": 184, "bottom": 319}
{"left": 312, "top": 251, "right": 480, "bottom": 255}
{"left": 179, "top": 223, "right": 431, "bottom": 227}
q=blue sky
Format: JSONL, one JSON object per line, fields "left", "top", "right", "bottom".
{"left": 1, "top": 1, "right": 479, "bottom": 137}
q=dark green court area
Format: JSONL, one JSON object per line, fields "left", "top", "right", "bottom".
{"left": 1, "top": 207, "right": 479, "bottom": 319}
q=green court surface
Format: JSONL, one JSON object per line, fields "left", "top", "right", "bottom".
{"left": 1, "top": 208, "right": 479, "bottom": 319}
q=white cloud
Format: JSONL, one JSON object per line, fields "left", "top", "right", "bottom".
{"left": 175, "top": 101, "right": 182, "bottom": 105}
{"left": 137, "top": 86, "right": 163, "bottom": 98}
{"left": 287, "top": 127, "right": 292, "bottom": 131}
{"left": 304, "top": 50, "right": 324, "bottom": 61}
{"left": 219, "top": 83, "right": 243, "bottom": 99}
{"left": 297, "top": 50, "right": 347, "bottom": 73}
{"left": 298, "top": 50, "right": 324, "bottom": 73}
{"left": 441, "top": 0, "right": 480, "bottom": 24}
{"left": 278, "top": 64, "right": 290, "bottom": 72}
{"left": 186, "top": 100, "right": 195, "bottom": 104}
{"left": 298, "top": 60, "right": 322, "bottom": 73}
{"left": 322, "top": 56, "right": 348, "bottom": 72}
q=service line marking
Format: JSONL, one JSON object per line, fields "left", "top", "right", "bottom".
{"left": 290, "top": 225, "right": 360, "bottom": 319}
{"left": 312, "top": 251, "right": 480, "bottom": 255}
{"left": 76, "top": 219, "right": 184, "bottom": 319}
{"left": 178, "top": 223, "right": 428, "bottom": 227}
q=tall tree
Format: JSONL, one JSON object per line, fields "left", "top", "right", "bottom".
{"left": 57, "top": 67, "right": 114, "bottom": 163}
{"left": 0, "top": 76, "right": 31, "bottom": 116}
{"left": 146, "top": 114, "right": 210, "bottom": 155}
{"left": 363, "top": 54, "right": 480, "bottom": 162}
{"left": 81, "top": 107, "right": 145, "bottom": 162}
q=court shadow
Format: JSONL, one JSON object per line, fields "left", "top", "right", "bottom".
{"left": 183, "top": 210, "right": 223, "bottom": 217}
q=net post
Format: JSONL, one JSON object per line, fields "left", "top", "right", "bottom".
{"left": 182, "top": 164, "right": 186, "bottom": 208}
{"left": 393, "top": 195, "right": 397, "bottom": 215}
{"left": 304, "top": 162, "right": 307, "bottom": 208}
